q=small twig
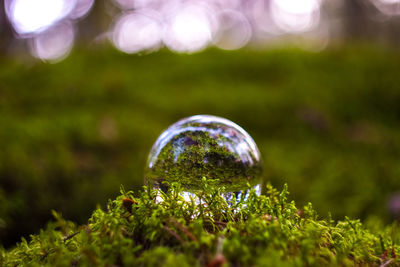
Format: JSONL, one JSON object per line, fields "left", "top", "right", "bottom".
{"left": 63, "top": 231, "right": 80, "bottom": 242}
{"left": 169, "top": 217, "right": 198, "bottom": 242}
{"left": 380, "top": 258, "right": 394, "bottom": 267}
{"left": 216, "top": 236, "right": 225, "bottom": 254}
{"left": 163, "top": 225, "right": 185, "bottom": 243}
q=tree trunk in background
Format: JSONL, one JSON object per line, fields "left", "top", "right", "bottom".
{"left": 0, "top": 2, "right": 15, "bottom": 55}
{"left": 342, "top": 0, "right": 372, "bottom": 41}
{"left": 75, "top": 0, "right": 117, "bottom": 45}
{"left": 340, "top": 0, "right": 400, "bottom": 45}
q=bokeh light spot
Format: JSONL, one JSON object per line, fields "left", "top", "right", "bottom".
{"left": 163, "top": 4, "right": 217, "bottom": 53}
{"left": 270, "top": 0, "right": 321, "bottom": 33}
{"left": 112, "top": 10, "right": 162, "bottom": 54}
{"left": 213, "top": 10, "right": 252, "bottom": 50}
{"left": 6, "top": 0, "right": 76, "bottom": 35}
{"left": 29, "top": 22, "right": 75, "bottom": 62}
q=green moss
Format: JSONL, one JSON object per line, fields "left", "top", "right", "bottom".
{"left": 2, "top": 181, "right": 399, "bottom": 266}
{"left": 146, "top": 129, "right": 262, "bottom": 193}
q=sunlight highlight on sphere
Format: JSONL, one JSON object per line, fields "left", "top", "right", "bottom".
{"left": 6, "top": 0, "right": 76, "bottom": 35}
{"left": 163, "top": 4, "right": 216, "bottom": 53}
{"left": 112, "top": 11, "right": 162, "bottom": 54}
{"left": 270, "top": 0, "right": 321, "bottom": 33}
{"left": 29, "top": 22, "right": 75, "bottom": 62}
{"left": 213, "top": 10, "right": 252, "bottom": 50}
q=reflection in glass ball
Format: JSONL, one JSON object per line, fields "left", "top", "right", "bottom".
{"left": 145, "top": 115, "right": 263, "bottom": 202}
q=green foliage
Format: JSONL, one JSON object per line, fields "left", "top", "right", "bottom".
{"left": 2, "top": 46, "right": 400, "bottom": 246}
{"left": 1, "top": 182, "right": 399, "bottom": 266}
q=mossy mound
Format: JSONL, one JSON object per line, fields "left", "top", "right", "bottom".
{"left": 1, "top": 181, "right": 399, "bottom": 266}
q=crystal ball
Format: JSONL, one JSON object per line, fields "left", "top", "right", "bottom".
{"left": 145, "top": 115, "right": 263, "bottom": 200}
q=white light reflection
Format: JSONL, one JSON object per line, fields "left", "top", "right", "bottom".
{"left": 163, "top": 4, "right": 217, "bottom": 53}
{"left": 213, "top": 10, "right": 252, "bottom": 50}
{"left": 29, "top": 22, "right": 75, "bottom": 62}
{"left": 270, "top": 0, "right": 321, "bottom": 33}
{"left": 6, "top": 0, "right": 76, "bottom": 35}
{"left": 112, "top": 10, "right": 162, "bottom": 54}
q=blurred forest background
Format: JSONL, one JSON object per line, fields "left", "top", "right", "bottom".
{"left": 2, "top": 0, "right": 400, "bottom": 248}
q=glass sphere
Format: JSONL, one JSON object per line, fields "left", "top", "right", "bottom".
{"left": 145, "top": 115, "right": 263, "bottom": 201}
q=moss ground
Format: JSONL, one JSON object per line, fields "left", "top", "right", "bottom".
{"left": 2, "top": 182, "right": 400, "bottom": 266}
{"left": 2, "top": 45, "right": 400, "bottom": 248}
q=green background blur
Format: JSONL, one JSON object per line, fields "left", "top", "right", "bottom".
{"left": 1, "top": 45, "right": 400, "bottom": 247}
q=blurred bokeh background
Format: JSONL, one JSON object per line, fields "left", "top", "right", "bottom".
{"left": 2, "top": 0, "right": 400, "bottom": 248}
